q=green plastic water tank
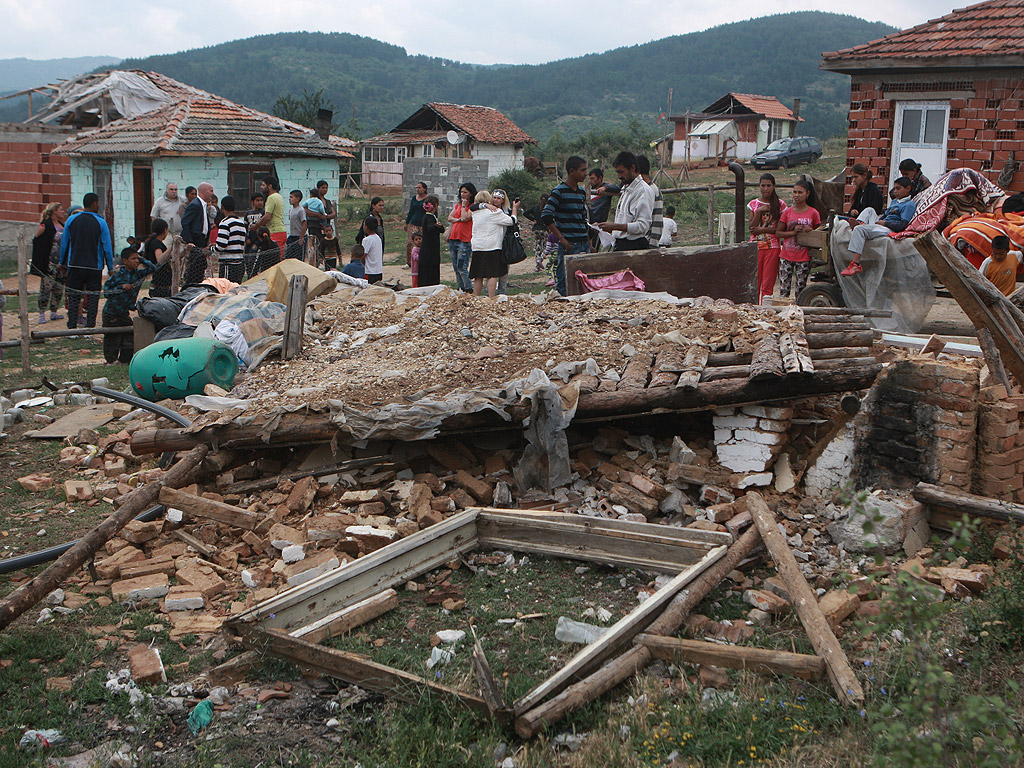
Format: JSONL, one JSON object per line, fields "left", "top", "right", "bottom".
{"left": 129, "top": 337, "right": 239, "bottom": 401}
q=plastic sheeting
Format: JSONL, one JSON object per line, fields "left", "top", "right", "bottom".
{"left": 513, "top": 370, "right": 578, "bottom": 492}
{"left": 832, "top": 220, "right": 935, "bottom": 333}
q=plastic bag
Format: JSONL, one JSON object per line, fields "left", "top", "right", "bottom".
{"left": 187, "top": 699, "right": 214, "bottom": 735}
{"left": 214, "top": 319, "right": 251, "bottom": 368}
{"left": 574, "top": 269, "right": 646, "bottom": 293}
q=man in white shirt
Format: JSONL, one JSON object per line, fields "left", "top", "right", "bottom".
{"left": 597, "top": 151, "right": 654, "bottom": 251}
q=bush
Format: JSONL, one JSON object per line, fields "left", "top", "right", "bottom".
{"left": 486, "top": 169, "right": 553, "bottom": 211}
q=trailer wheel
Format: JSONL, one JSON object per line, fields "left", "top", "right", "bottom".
{"left": 797, "top": 282, "right": 845, "bottom": 308}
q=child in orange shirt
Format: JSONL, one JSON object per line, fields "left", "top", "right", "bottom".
{"left": 979, "top": 235, "right": 1022, "bottom": 296}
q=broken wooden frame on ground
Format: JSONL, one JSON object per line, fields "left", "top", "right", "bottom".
{"left": 222, "top": 496, "right": 864, "bottom": 737}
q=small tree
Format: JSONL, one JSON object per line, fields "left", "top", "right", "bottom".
{"left": 272, "top": 88, "right": 337, "bottom": 132}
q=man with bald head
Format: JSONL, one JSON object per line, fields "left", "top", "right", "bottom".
{"left": 151, "top": 182, "right": 185, "bottom": 237}
{"left": 181, "top": 182, "right": 214, "bottom": 246}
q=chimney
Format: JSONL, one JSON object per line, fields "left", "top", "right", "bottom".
{"left": 315, "top": 109, "right": 333, "bottom": 140}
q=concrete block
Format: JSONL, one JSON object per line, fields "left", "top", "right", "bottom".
{"left": 713, "top": 414, "right": 759, "bottom": 429}
{"left": 112, "top": 573, "right": 169, "bottom": 602}
{"left": 163, "top": 586, "right": 205, "bottom": 611}
{"left": 733, "top": 429, "right": 786, "bottom": 446}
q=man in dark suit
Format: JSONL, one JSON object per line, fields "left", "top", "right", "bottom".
{"left": 181, "top": 182, "right": 214, "bottom": 246}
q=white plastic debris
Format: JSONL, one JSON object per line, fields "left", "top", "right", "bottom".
{"left": 555, "top": 616, "right": 606, "bottom": 645}
{"left": 435, "top": 630, "right": 465, "bottom": 645}
{"left": 426, "top": 646, "right": 455, "bottom": 669}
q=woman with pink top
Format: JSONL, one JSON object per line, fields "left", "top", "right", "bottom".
{"left": 747, "top": 173, "right": 787, "bottom": 304}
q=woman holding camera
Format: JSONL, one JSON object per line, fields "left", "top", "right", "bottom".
{"left": 469, "top": 189, "right": 519, "bottom": 298}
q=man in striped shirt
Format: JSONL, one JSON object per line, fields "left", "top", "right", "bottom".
{"left": 214, "top": 196, "right": 247, "bottom": 283}
{"left": 542, "top": 155, "right": 590, "bottom": 296}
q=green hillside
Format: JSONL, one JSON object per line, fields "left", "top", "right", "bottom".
{"left": 117, "top": 12, "right": 893, "bottom": 142}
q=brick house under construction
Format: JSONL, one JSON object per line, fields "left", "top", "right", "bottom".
{"left": 821, "top": 0, "right": 1024, "bottom": 207}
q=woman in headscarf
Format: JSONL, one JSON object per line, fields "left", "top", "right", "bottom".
{"left": 470, "top": 189, "right": 519, "bottom": 298}
{"left": 31, "top": 201, "right": 66, "bottom": 323}
{"left": 150, "top": 182, "right": 185, "bottom": 237}
{"left": 417, "top": 195, "right": 445, "bottom": 287}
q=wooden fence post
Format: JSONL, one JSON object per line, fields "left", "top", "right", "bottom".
{"left": 17, "top": 231, "right": 30, "bottom": 373}
{"left": 706, "top": 185, "right": 715, "bottom": 245}
{"left": 281, "top": 274, "right": 308, "bottom": 361}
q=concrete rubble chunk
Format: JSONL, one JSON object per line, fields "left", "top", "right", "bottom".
{"left": 163, "top": 586, "right": 206, "bottom": 612}
{"left": 281, "top": 544, "right": 306, "bottom": 563}
{"left": 669, "top": 437, "right": 697, "bottom": 465}
{"left": 827, "top": 493, "right": 921, "bottom": 554}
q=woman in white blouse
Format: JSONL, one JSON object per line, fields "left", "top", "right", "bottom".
{"left": 469, "top": 189, "right": 519, "bottom": 298}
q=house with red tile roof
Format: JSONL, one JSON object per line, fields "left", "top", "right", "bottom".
{"left": 5, "top": 70, "right": 355, "bottom": 247}
{"left": 360, "top": 102, "right": 536, "bottom": 186}
{"left": 669, "top": 93, "right": 803, "bottom": 163}
{"left": 821, "top": 0, "right": 1024, "bottom": 203}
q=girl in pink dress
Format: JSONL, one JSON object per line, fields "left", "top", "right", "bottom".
{"left": 747, "top": 173, "right": 787, "bottom": 304}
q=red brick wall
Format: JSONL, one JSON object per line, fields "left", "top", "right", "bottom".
{"left": 843, "top": 74, "right": 1024, "bottom": 207}
{"left": 0, "top": 134, "right": 72, "bottom": 223}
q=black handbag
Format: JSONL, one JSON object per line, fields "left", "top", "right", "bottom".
{"left": 501, "top": 221, "right": 528, "bottom": 265}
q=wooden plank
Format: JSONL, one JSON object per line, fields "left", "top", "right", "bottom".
{"left": 977, "top": 328, "right": 1013, "bottom": 395}
{"left": 18, "top": 231, "right": 30, "bottom": 373}
{"left": 282, "top": 274, "right": 308, "bottom": 361}
{"left": 477, "top": 509, "right": 732, "bottom": 547}
{"left": 158, "top": 487, "right": 260, "bottom": 531}
{"left": 248, "top": 629, "right": 491, "bottom": 715}
{"left": 207, "top": 650, "right": 262, "bottom": 687}
{"left": 471, "top": 625, "right": 508, "bottom": 720}
{"left": 512, "top": 544, "right": 727, "bottom": 716}
{"left": 617, "top": 351, "right": 653, "bottom": 390}
{"left": 171, "top": 528, "right": 217, "bottom": 558}
{"left": 635, "top": 634, "right": 825, "bottom": 680}
{"left": 745, "top": 492, "right": 863, "bottom": 706}
{"left": 27, "top": 403, "right": 116, "bottom": 439}
{"left": 749, "top": 333, "right": 783, "bottom": 380}
{"left": 228, "top": 510, "right": 479, "bottom": 633}
{"left": 290, "top": 589, "right": 399, "bottom": 644}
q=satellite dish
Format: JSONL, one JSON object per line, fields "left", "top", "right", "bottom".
{"left": 759, "top": 120, "right": 769, "bottom": 131}
{"left": 446, "top": 130, "right": 460, "bottom": 144}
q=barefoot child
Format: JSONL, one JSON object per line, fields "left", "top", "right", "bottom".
{"left": 747, "top": 173, "right": 787, "bottom": 303}
{"left": 775, "top": 179, "right": 820, "bottom": 300}
{"left": 979, "top": 235, "right": 1022, "bottom": 296}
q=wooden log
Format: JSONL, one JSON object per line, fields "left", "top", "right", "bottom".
{"left": 512, "top": 545, "right": 726, "bottom": 716}
{"left": 707, "top": 347, "right": 872, "bottom": 366}
{"left": 676, "top": 345, "right": 709, "bottom": 389}
{"left": 914, "top": 231, "right": 1024, "bottom": 388}
{"left": 514, "top": 526, "right": 761, "bottom": 738}
{"left": 804, "top": 322, "right": 872, "bottom": 333}
{"left": 635, "top": 634, "right": 825, "bottom": 680}
{"left": 0, "top": 445, "right": 209, "bottom": 632}
{"left": 290, "top": 589, "right": 398, "bottom": 644}
{"left": 158, "top": 486, "right": 260, "bottom": 530}
{"left": 17, "top": 231, "right": 30, "bottom": 373}
{"left": 912, "top": 482, "right": 1024, "bottom": 526}
{"left": 30, "top": 326, "right": 133, "bottom": 339}
{"left": 745, "top": 491, "right": 863, "bottom": 706}
{"left": 701, "top": 357, "right": 876, "bottom": 382}
{"left": 617, "top": 351, "right": 653, "bottom": 389}
{"left": 749, "top": 333, "right": 784, "bottom": 380}
{"left": 977, "top": 327, "right": 1013, "bottom": 395}
{"left": 223, "top": 457, "right": 390, "bottom": 494}
{"left": 805, "top": 330, "right": 874, "bottom": 349}
{"left": 130, "top": 364, "right": 883, "bottom": 454}
{"left": 282, "top": 274, "right": 308, "bottom": 361}
{"left": 569, "top": 372, "right": 601, "bottom": 395}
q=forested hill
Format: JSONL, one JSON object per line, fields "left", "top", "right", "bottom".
{"left": 119, "top": 12, "right": 895, "bottom": 142}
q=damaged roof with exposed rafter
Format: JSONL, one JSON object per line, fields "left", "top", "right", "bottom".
{"left": 374, "top": 102, "right": 535, "bottom": 145}
{"left": 50, "top": 70, "right": 350, "bottom": 159}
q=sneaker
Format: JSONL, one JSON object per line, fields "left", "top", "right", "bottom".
{"left": 50, "top": 312, "right": 64, "bottom": 321}
{"left": 545, "top": 279, "right": 556, "bottom": 287}
{"left": 840, "top": 261, "right": 863, "bottom": 277}
{"left": 37, "top": 312, "right": 46, "bottom": 324}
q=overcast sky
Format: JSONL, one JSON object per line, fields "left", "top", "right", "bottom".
{"left": 2, "top": 0, "right": 956, "bottom": 65}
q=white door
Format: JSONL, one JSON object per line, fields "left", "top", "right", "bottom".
{"left": 891, "top": 101, "right": 949, "bottom": 184}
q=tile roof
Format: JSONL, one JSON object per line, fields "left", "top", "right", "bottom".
{"left": 707, "top": 93, "right": 800, "bottom": 121}
{"left": 363, "top": 129, "right": 449, "bottom": 145}
{"left": 391, "top": 103, "right": 535, "bottom": 145}
{"left": 822, "top": 0, "right": 1024, "bottom": 68}
{"left": 52, "top": 71, "right": 340, "bottom": 159}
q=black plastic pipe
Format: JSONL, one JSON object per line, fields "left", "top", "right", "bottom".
{"left": 90, "top": 385, "right": 191, "bottom": 428}
{"left": 728, "top": 162, "right": 746, "bottom": 242}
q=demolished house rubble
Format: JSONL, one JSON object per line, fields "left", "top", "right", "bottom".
{"left": 3, "top": 244, "right": 1024, "bottom": 741}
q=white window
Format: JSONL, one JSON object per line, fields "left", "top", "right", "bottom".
{"left": 421, "top": 144, "right": 433, "bottom": 158}
{"left": 767, "top": 120, "right": 786, "bottom": 143}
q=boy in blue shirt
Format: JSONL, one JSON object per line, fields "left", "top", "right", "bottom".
{"left": 841, "top": 177, "right": 917, "bottom": 276}
{"left": 341, "top": 244, "right": 366, "bottom": 280}
{"left": 102, "top": 247, "right": 159, "bottom": 364}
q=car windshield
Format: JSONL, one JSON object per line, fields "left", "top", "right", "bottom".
{"left": 764, "top": 139, "right": 792, "bottom": 151}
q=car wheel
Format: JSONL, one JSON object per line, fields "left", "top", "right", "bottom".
{"left": 797, "top": 282, "right": 845, "bottom": 308}
{"left": 780, "top": 157, "right": 789, "bottom": 169}
{"left": 811, "top": 153, "right": 821, "bottom": 163}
